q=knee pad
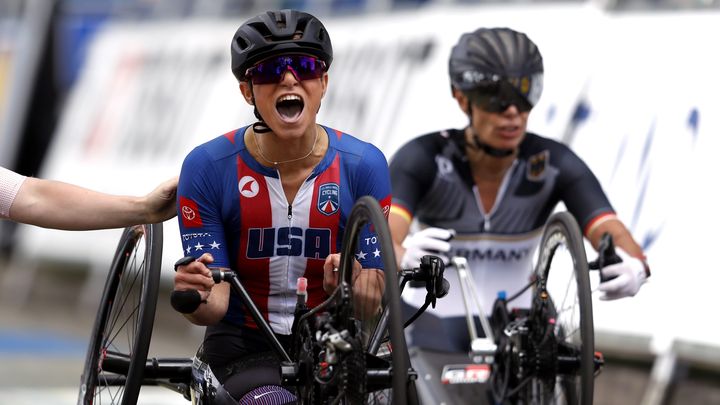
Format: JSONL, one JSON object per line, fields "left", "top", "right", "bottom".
{"left": 238, "top": 385, "right": 297, "bottom": 405}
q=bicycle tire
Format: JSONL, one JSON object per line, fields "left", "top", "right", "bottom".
{"left": 336, "top": 196, "right": 414, "bottom": 405}
{"left": 77, "top": 223, "right": 163, "bottom": 405}
{"left": 530, "top": 212, "right": 594, "bottom": 405}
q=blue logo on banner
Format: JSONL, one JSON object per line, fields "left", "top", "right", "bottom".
{"left": 318, "top": 183, "right": 340, "bottom": 216}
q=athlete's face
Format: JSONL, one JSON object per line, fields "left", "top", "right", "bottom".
{"left": 240, "top": 62, "right": 328, "bottom": 141}
{"left": 454, "top": 88, "right": 529, "bottom": 151}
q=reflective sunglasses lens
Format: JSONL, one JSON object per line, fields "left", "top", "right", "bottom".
{"left": 292, "top": 56, "right": 325, "bottom": 80}
{"left": 468, "top": 91, "right": 503, "bottom": 113}
{"left": 468, "top": 83, "right": 533, "bottom": 113}
{"left": 247, "top": 55, "right": 325, "bottom": 84}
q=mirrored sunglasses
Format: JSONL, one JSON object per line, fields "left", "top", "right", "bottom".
{"left": 245, "top": 55, "right": 326, "bottom": 85}
{"left": 466, "top": 80, "right": 534, "bottom": 113}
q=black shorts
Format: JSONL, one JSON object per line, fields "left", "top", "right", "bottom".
{"left": 199, "top": 321, "right": 293, "bottom": 397}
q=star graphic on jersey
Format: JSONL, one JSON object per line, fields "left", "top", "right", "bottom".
{"left": 210, "top": 241, "right": 221, "bottom": 249}
{"left": 355, "top": 250, "right": 367, "bottom": 260}
{"left": 186, "top": 245, "right": 192, "bottom": 254}
{"left": 194, "top": 242, "right": 204, "bottom": 251}
{"left": 373, "top": 248, "right": 381, "bottom": 258}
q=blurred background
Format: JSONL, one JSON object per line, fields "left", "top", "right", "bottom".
{"left": 1, "top": 0, "right": 719, "bottom": 403}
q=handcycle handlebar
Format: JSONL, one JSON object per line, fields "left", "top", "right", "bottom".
{"left": 169, "top": 260, "right": 292, "bottom": 363}
{"left": 588, "top": 232, "right": 623, "bottom": 282}
{"left": 400, "top": 255, "right": 451, "bottom": 302}
{"left": 170, "top": 253, "right": 452, "bottom": 363}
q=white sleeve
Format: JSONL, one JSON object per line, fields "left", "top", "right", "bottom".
{"left": 0, "top": 166, "right": 27, "bottom": 219}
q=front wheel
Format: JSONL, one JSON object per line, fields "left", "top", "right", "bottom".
{"left": 298, "top": 196, "right": 415, "bottom": 405}
{"left": 77, "top": 224, "right": 163, "bottom": 405}
{"left": 528, "top": 212, "right": 594, "bottom": 405}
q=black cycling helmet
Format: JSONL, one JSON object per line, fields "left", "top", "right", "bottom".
{"left": 449, "top": 27, "right": 543, "bottom": 107}
{"left": 231, "top": 9, "right": 333, "bottom": 82}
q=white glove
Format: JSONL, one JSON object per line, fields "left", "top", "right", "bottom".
{"left": 598, "top": 247, "right": 648, "bottom": 301}
{"left": 400, "top": 227, "right": 454, "bottom": 269}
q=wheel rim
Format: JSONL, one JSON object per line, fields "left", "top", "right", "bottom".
{"left": 79, "top": 224, "right": 162, "bottom": 405}
{"left": 534, "top": 213, "right": 594, "bottom": 405}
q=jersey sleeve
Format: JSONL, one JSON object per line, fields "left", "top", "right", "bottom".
{"left": 177, "top": 147, "right": 230, "bottom": 268}
{"left": 388, "top": 136, "right": 437, "bottom": 222}
{"left": 555, "top": 145, "right": 615, "bottom": 234}
{"left": 354, "top": 143, "right": 392, "bottom": 270}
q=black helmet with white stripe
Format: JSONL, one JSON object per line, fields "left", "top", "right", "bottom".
{"left": 449, "top": 27, "right": 543, "bottom": 107}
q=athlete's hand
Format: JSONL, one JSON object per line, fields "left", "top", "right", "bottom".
{"left": 400, "top": 227, "right": 455, "bottom": 269}
{"left": 323, "top": 253, "right": 362, "bottom": 295}
{"left": 598, "top": 248, "right": 648, "bottom": 300}
{"left": 173, "top": 253, "right": 215, "bottom": 303}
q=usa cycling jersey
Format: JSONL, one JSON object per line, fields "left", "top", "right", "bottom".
{"left": 178, "top": 125, "right": 391, "bottom": 335}
{"left": 390, "top": 129, "right": 613, "bottom": 351}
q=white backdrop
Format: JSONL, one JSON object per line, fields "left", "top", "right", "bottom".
{"left": 9, "top": 2, "right": 720, "bottom": 357}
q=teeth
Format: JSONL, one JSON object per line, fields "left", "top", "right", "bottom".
{"left": 278, "top": 94, "right": 301, "bottom": 103}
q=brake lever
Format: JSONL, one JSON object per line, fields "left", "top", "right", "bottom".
{"left": 419, "top": 255, "right": 447, "bottom": 308}
{"left": 588, "top": 232, "right": 622, "bottom": 282}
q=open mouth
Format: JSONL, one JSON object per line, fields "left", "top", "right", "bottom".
{"left": 276, "top": 94, "right": 304, "bottom": 121}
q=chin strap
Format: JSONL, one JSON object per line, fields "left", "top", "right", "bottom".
{"left": 472, "top": 136, "right": 515, "bottom": 157}
{"left": 252, "top": 118, "right": 272, "bottom": 134}
{"left": 470, "top": 132, "right": 515, "bottom": 157}
{"left": 249, "top": 82, "right": 272, "bottom": 134}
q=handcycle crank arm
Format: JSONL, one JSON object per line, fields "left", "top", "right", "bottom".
{"left": 367, "top": 272, "right": 408, "bottom": 355}
{"left": 221, "top": 271, "right": 293, "bottom": 363}
{"left": 451, "top": 257, "right": 497, "bottom": 351}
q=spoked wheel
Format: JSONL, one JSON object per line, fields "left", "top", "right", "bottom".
{"left": 297, "top": 196, "right": 414, "bottom": 405}
{"left": 77, "top": 224, "right": 163, "bottom": 405}
{"left": 525, "top": 211, "right": 594, "bottom": 405}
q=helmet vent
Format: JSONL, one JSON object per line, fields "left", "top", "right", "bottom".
{"left": 235, "top": 36, "right": 249, "bottom": 51}
{"left": 296, "top": 18, "right": 308, "bottom": 35}
{"left": 249, "top": 21, "right": 272, "bottom": 39}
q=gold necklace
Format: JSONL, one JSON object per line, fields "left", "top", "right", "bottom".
{"left": 253, "top": 126, "right": 319, "bottom": 166}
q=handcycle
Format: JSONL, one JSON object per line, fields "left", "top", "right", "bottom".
{"left": 76, "top": 196, "right": 451, "bottom": 405}
{"left": 408, "top": 211, "right": 617, "bottom": 405}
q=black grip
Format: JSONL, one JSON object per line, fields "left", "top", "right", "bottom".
{"left": 437, "top": 278, "right": 450, "bottom": 298}
{"left": 170, "top": 269, "right": 226, "bottom": 314}
{"left": 419, "top": 255, "right": 446, "bottom": 308}
{"left": 589, "top": 232, "right": 623, "bottom": 282}
{"left": 170, "top": 289, "right": 203, "bottom": 314}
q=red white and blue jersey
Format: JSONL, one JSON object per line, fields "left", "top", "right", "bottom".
{"left": 177, "top": 125, "right": 392, "bottom": 335}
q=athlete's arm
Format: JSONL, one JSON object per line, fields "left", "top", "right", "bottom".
{"left": 323, "top": 253, "right": 385, "bottom": 320}
{"left": 387, "top": 134, "right": 441, "bottom": 263}
{"left": 174, "top": 253, "right": 230, "bottom": 325}
{"left": 554, "top": 143, "right": 646, "bottom": 259}
{"left": 9, "top": 175, "right": 177, "bottom": 230}
{"left": 586, "top": 214, "right": 644, "bottom": 260}
{"left": 175, "top": 144, "right": 232, "bottom": 321}
{"left": 389, "top": 211, "right": 412, "bottom": 268}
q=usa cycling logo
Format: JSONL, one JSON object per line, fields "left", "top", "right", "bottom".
{"left": 318, "top": 183, "right": 339, "bottom": 216}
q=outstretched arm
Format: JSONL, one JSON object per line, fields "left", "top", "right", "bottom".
{"left": 9, "top": 176, "right": 178, "bottom": 230}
